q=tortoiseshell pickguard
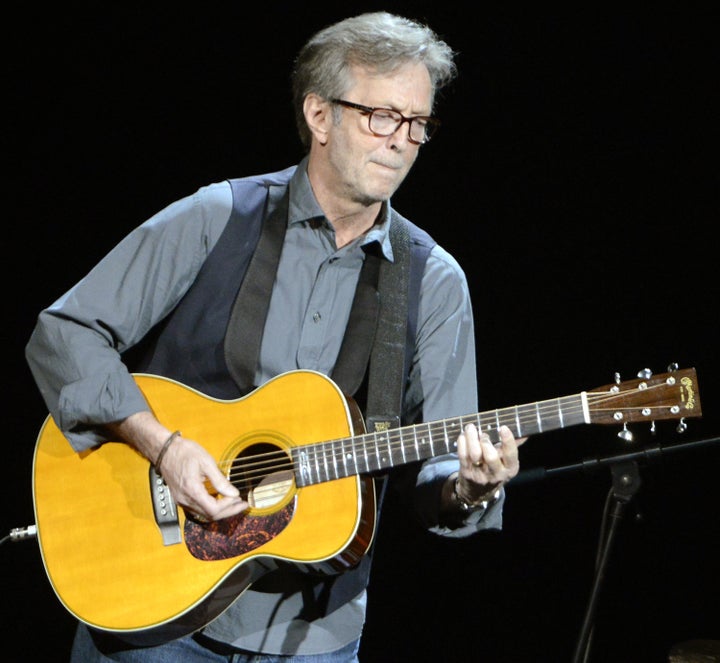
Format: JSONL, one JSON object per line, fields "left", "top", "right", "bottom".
{"left": 184, "top": 500, "right": 295, "bottom": 560}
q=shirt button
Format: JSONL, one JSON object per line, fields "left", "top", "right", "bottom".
{"left": 312, "top": 312, "right": 322, "bottom": 323}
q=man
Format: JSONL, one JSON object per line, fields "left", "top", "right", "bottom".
{"left": 26, "top": 11, "right": 522, "bottom": 662}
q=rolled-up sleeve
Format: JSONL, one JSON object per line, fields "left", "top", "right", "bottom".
{"left": 25, "top": 182, "right": 233, "bottom": 451}
{"left": 404, "top": 243, "right": 502, "bottom": 536}
{"left": 416, "top": 456, "right": 505, "bottom": 536}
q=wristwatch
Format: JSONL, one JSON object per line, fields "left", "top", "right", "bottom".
{"left": 453, "top": 477, "right": 501, "bottom": 512}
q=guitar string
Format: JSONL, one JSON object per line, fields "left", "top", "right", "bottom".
{"left": 212, "top": 383, "right": 680, "bottom": 485}
{"left": 218, "top": 385, "right": 678, "bottom": 484}
{"left": 219, "top": 394, "right": 587, "bottom": 479}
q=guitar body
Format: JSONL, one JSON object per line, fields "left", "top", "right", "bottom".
{"left": 32, "top": 370, "right": 376, "bottom": 645}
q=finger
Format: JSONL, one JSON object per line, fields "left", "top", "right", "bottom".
{"left": 498, "top": 426, "right": 521, "bottom": 478}
{"left": 457, "top": 423, "right": 474, "bottom": 462}
{"left": 461, "top": 424, "right": 486, "bottom": 467}
{"left": 498, "top": 425, "right": 529, "bottom": 448}
{"left": 498, "top": 425, "right": 518, "bottom": 460}
{"left": 190, "top": 486, "right": 247, "bottom": 521}
{"left": 202, "top": 459, "right": 241, "bottom": 498}
{"left": 479, "top": 432, "right": 500, "bottom": 464}
{"left": 212, "top": 495, "right": 249, "bottom": 519}
{"left": 205, "top": 495, "right": 248, "bottom": 521}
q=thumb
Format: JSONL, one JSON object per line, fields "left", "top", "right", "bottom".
{"left": 203, "top": 459, "right": 241, "bottom": 498}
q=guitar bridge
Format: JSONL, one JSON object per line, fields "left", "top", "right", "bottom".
{"left": 149, "top": 465, "right": 182, "bottom": 546}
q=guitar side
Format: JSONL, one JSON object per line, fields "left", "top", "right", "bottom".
{"left": 32, "top": 370, "right": 375, "bottom": 645}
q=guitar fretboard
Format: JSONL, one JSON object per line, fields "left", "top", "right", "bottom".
{"left": 292, "top": 393, "right": 587, "bottom": 487}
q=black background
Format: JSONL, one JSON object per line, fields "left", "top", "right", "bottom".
{"left": 4, "top": 3, "right": 719, "bottom": 662}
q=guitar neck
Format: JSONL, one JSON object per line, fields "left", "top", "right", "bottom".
{"left": 293, "top": 393, "right": 587, "bottom": 487}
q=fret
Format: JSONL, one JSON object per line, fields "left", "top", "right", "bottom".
{"left": 437, "top": 428, "right": 450, "bottom": 453}
{"left": 539, "top": 397, "right": 562, "bottom": 432}
{"left": 441, "top": 419, "right": 452, "bottom": 453}
{"left": 340, "top": 438, "right": 349, "bottom": 479}
{"left": 413, "top": 424, "right": 423, "bottom": 459}
{"left": 372, "top": 430, "right": 381, "bottom": 471}
{"left": 379, "top": 429, "right": 392, "bottom": 468}
{"left": 546, "top": 395, "right": 583, "bottom": 430}
{"left": 398, "top": 429, "right": 407, "bottom": 465}
{"left": 382, "top": 429, "right": 392, "bottom": 467}
{"left": 350, "top": 436, "right": 359, "bottom": 475}
{"left": 440, "top": 420, "right": 451, "bottom": 453}
{"left": 425, "top": 422, "right": 435, "bottom": 458}
{"left": 446, "top": 419, "right": 461, "bottom": 448}
{"left": 421, "top": 422, "right": 430, "bottom": 458}
{"left": 313, "top": 444, "right": 321, "bottom": 484}
{"left": 535, "top": 401, "right": 543, "bottom": 433}
{"left": 321, "top": 441, "right": 330, "bottom": 482}
{"left": 361, "top": 434, "right": 370, "bottom": 473}
{"left": 330, "top": 439, "right": 339, "bottom": 481}
{"left": 413, "top": 424, "right": 421, "bottom": 461}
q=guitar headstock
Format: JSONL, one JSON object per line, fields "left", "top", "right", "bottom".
{"left": 586, "top": 367, "right": 701, "bottom": 430}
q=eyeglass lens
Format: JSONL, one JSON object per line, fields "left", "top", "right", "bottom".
{"left": 369, "top": 109, "right": 434, "bottom": 143}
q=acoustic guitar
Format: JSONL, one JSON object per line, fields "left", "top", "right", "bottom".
{"left": 32, "top": 366, "right": 701, "bottom": 645}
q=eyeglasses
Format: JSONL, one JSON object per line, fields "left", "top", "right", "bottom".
{"left": 331, "top": 99, "right": 440, "bottom": 145}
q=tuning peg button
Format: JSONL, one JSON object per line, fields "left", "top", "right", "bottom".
{"left": 637, "top": 368, "right": 652, "bottom": 379}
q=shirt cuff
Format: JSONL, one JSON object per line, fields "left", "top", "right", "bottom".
{"left": 57, "top": 370, "right": 150, "bottom": 451}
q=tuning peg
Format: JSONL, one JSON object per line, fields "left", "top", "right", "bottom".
{"left": 676, "top": 418, "right": 687, "bottom": 434}
{"left": 667, "top": 362, "right": 679, "bottom": 372}
{"left": 637, "top": 368, "right": 652, "bottom": 379}
{"left": 618, "top": 423, "right": 634, "bottom": 442}
{"left": 614, "top": 372, "right": 621, "bottom": 384}
{"left": 650, "top": 421, "right": 656, "bottom": 434}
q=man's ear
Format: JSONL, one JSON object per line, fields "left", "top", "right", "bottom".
{"left": 303, "top": 94, "right": 331, "bottom": 145}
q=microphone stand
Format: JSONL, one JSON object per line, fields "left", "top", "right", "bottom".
{"left": 514, "top": 436, "right": 720, "bottom": 663}
{"left": 571, "top": 460, "right": 639, "bottom": 663}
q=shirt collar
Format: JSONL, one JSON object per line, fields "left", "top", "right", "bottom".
{"left": 287, "top": 157, "right": 395, "bottom": 262}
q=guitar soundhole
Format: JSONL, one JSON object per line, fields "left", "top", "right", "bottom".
{"left": 232, "top": 442, "right": 295, "bottom": 509}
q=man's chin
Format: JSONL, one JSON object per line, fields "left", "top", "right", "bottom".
{"left": 355, "top": 189, "right": 394, "bottom": 206}
{"left": 366, "top": 179, "right": 404, "bottom": 204}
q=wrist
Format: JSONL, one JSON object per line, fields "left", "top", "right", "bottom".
{"left": 154, "top": 430, "right": 182, "bottom": 477}
{"left": 453, "top": 477, "right": 501, "bottom": 512}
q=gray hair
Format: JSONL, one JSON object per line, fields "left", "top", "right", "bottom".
{"left": 291, "top": 11, "right": 458, "bottom": 149}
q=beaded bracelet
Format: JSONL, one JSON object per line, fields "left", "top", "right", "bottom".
{"left": 154, "top": 430, "right": 181, "bottom": 477}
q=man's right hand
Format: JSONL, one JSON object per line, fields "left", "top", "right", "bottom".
{"left": 109, "top": 410, "right": 248, "bottom": 521}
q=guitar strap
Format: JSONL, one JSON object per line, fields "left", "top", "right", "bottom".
{"left": 224, "top": 186, "right": 288, "bottom": 393}
{"left": 363, "top": 215, "right": 410, "bottom": 433}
